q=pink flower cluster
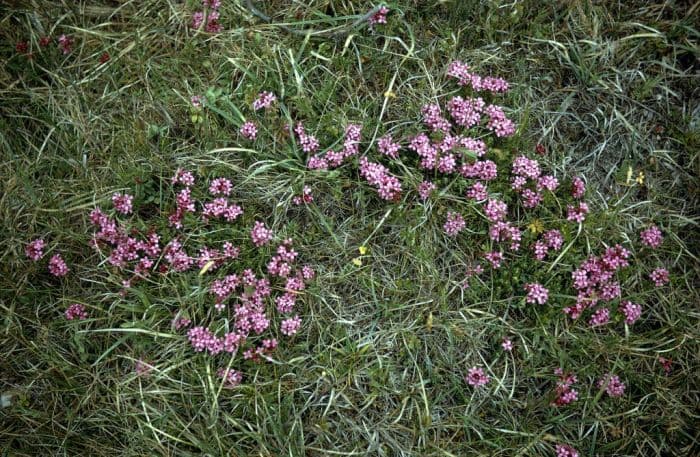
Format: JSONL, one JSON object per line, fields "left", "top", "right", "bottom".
{"left": 501, "top": 337, "right": 513, "bottom": 351}
{"left": 566, "top": 202, "right": 589, "bottom": 223}
{"left": 555, "top": 444, "right": 579, "bottom": 457}
{"left": 447, "top": 96, "right": 484, "bottom": 129}
{"left": 202, "top": 198, "right": 243, "bottom": 223}
{"left": 598, "top": 373, "right": 626, "bottom": 398}
{"left": 209, "top": 177, "right": 232, "bottom": 196}
{"left": 251, "top": 221, "right": 273, "bottom": 247}
{"left": 377, "top": 134, "right": 401, "bottom": 159}
{"left": 64, "top": 303, "right": 87, "bottom": 320}
{"left": 240, "top": 121, "right": 258, "bottom": 140}
{"left": 484, "top": 251, "right": 504, "bottom": 269}
{"left": 281, "top": 315, "right": 302, "bottom": 336}
{"left": 169, "top": 169, "right": 197, "bottom": 228}
{"left": 571, "top": 176, "right": 586, "bottom": 198}
{"left": 510, "top": 155, "right": 559, "bottom": 209}
{"left": 49, "top": 254, "right": 69, "bottom": 277}
{"left": 417, "top": 180, "right": 437, "bottom": 200}
{"left": 191, "top": 95, "right": 204, "bottom": 109}
{"left": 466, "top": 366, "right": 490, "bottom": 387}
{"left": 649, "top": 267, "right": 669, "bottom": 287}
{"left": 466, "top": 181, "right": 487, "bottom": 201}
{"left": 640, "top": 225, "right": 663, "bottom": 248}
{"left": 192, "top": 0, "right": 223, "bottom": 33}
{"left": 524, "top": 282, "right": 549, "bottom": 304}
{"left": 421, "top": 103, "right": 451, "bottom": 132}
{"left": 566, "top": 244, "right": 631, "bottom": 321}
{"left": 552, "top": 369, "right": 578, "bottom": 406}
{"left": 443, "top": 211, "right": 466, "bottom": 236}
{"left": 619, "top": 300, "right": 642, "bottom": 325}
{"left": 292, "top": 185, "right": 314, "bottom": 205}
{"left": 359, "top": 156, "right": 402, "bottom": 201}
{"left": 58, "top": 34, "right": 73, "bottom": 54}
{"left": 484, "top": 104, "right": 516, "bottom": 137}
{"left": 173, "top": 316, "right": 192, "bottom": 330}
{"left": 489, "top": 221, "right": 522, "bottom": 251}
{"left": 253, "top": 91, "right": 277, "bottom": 111}
{"left": 295, "top": 122, "right": 320, "bottom": 154}
{"left": 447, "top": 60, "right": 509, "bottom": 93}
{"left": 484, "top": 199, "right": 507, "bottom": 222}
{"left": 533, "top": 229, "right": 564, "bottom": 260}
{"left": 368, "top": 6, "right": 389, "bottom": 26}
{"left": 306, "top": 124, "right": 363, "bottom": 170}
{"left": 112, "top": 193, "right": 133, "bottom": 215}
{"left": 217, "top": 368, "right": 243, "bottom": 388}
{"left": 588, "top": 307, "right": 610, "bottom": 327}
{"left": 26, "top": 238, "right": 46, "bottom": 261}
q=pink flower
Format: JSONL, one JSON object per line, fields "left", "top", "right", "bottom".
{"left": 524, "top": 282, "right": 548, "bottom": 304}
{"left": 295, "top": 122, "right": 320, "bottom": 154}
{"left": 417, "top": 181, "right": 437, "bottom": 200}
{"left": 466, "top": 181, "right": 488, "bottom": 201}
{"left": 555, "top": 444, "right": 579, "bottom": 457}
{"left": 597, "top": 373, "right": 625, "bottom": 398}
{"left": 533, "top": 240, "right": 548, "bottom": 260}
{"left": 187, "top": 326, "right": 223, "bottom": 355}
{"left": 501, "top": 338, "right": 513, "bottom": 351}
{"left": 521, "top": 188, "right": 543, "bottom": 209}
{"left": 447, "top": 60, "right": 509, "bottom": 93}
{"left": 25, "top": 238, "right": 46, "bottom": 261}
{"left": 658, "top": 356, "right": 672, "bottom": 375}
{"left": 544, "top": 229, "right": 564, "bottom": 250}
{"left": 358, "top": 156, "right": 402, "bottom": 201}
{"left": 640, "top": 225, "right": 663, "bottom": 248}
{"left": 209, "top": 177, "right": 232, "bottom": 196}
{"left": 217, "top": 368, "right": 243, "bottom": 388}
{"left": 484, "top": 251, "right": 504, "bottom": 269}
{"left": 484, "top": 199, "right": 507, "bottom": 222}
{"left": 588, "top": 307, "right": 610, "bottom": 327}
{"left": 447, "top": 96, "right": 484, "bottom": 128}
{"left": 368, "top": 6, "right": 389, "bottom": 26}
{"left": 65, "top": 303, "right": 87, "bottom": 320}
{"left": 191, "top": 95, "right": 204, "bottom": 109}
{"left": 552, "top": 369, "right": 578, "bottom": 406}
{"left": 293, "top": 185, "right": 314, "bottom": 205}
{"left": 57, "top": 34, "right": 73, "bottom": 54}
{"left": 511, "top": 156, "right": 541, "bottom": 180}
{"left": 48, "top": 254, "right": 69, "bottom": 277}
{"left": 377, "top": 134, "right": 401, "bottom": 159}
{"left": 112, "top": 193, "right": 133, "bottom": 215}
{"left": 421, "top": 103, "right": 452, "bottom": 132}
{"left": 251, "top": 221, "right": 273, "bottom": 247}
{"left": 281, "top": 315, "right": 301, "bottom": 336}
{"left": 485, "top": 105, "right": 515, "bottom": 137}
{"left": 253, "top": 91, "right": 277, "bottom": 110}
{"left": 173, "top": 168, "right": 195, "bottom": 186}
{"left": 567, "top": 202, "right": 589, "bottom": 223}
{"left": 649, "top": 267, "right": 669, "bottom": 287}
{"left": 172, "top": 316, "right": 192, "bottom": 330}
{"left": 240, "top": 121, "right": 258, "bottom": 140}
{"left": 571, "top": 176, "right": 585, "bottom": 198}
{"left": 537, "top": 175, "right": 559, "bottom": 191}
{"left": 466, "top": 366, "right": 490, "bottom": 387}
{"left": 619, "top": 300, "right": 642, "bottom": 324}
{"left": 444, "top": 211, "right": 466, "bottom": 236}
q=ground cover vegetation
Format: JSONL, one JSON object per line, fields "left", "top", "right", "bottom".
{"left": 1, "top": 1, "right": 698, "bottom": 456}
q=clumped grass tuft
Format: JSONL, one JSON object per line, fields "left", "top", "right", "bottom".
{"left": 1, "top": 1, "right": 698, "bottom": 456}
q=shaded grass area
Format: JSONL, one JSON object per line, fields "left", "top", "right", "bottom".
{"left": 1, "top": 1, "right": 698, "bottom": 455}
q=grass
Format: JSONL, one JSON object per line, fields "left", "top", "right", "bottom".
{"left": 1, "top": 1, "right": 699, "bottom": 456}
